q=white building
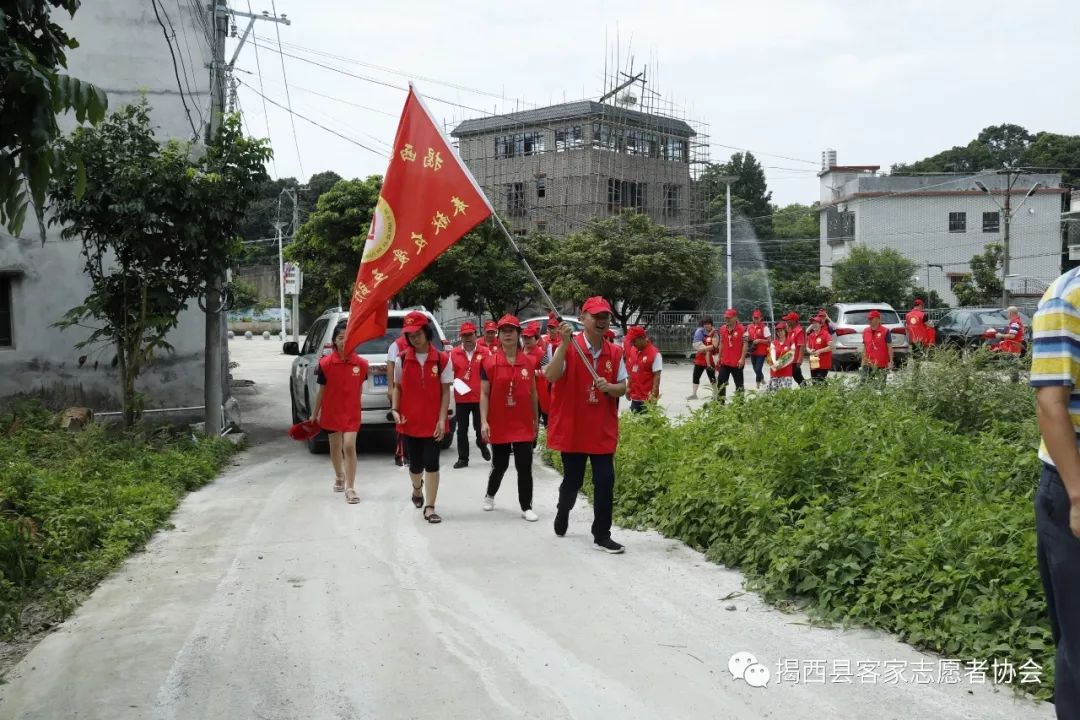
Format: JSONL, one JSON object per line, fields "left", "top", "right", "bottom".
{"left": 0, "top": 1, "right": 214, "bottom": 411}
{"left": 818, "top": 152, "right": 1066, "bottom": 306}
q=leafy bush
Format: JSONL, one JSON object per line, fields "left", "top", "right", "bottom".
{"left": 542, "top": 354, "right": 1053, "bottom": 698}
{"left": 0, "top": 403, "right": 234, "bottom": 635}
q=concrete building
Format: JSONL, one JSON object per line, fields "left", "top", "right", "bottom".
{"left": 451, "top": 101, "right": 702, "bottom": 236}
{"left": 0, "top": 1, "right": 213, "bottom": 411}
{"left": 818, "top": 152, "right": 1067, "bottom": 306}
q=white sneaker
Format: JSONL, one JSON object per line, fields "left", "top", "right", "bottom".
{"left": 522, "top": 508, "right": 539, "bottom": 522}
{"left": 482, "top": 495, "right": 495, "bottom": 511}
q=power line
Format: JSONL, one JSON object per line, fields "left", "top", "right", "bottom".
{"left": 270, "top": 0, "right": 305, "bottom": 178}
{"left": 233, "top": 67, "right": 397, "bottom": 117}
{"left": 245, "top": 1, "right": 278, "bottom": 176}
{"left": 236, "top": 79, "right": 388, "bottom": 158}
{"left": 150, "top": 0, "right": 200, "bottom": 139}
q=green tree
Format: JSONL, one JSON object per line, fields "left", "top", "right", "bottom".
{"left": 1026, "top": 131, "right": 1080, "bottom": 185}
{"left": 831, "top": 247, "right": 917, "bottom": 309}
{"left": 768, "top": 202, "right": 821, "bottom": 282}
{"left": 952, "top": 244, "right": 1003, "bottom": 307}
{"left": 237, "top": 170, "right": 343, "bottom": 265}
{"left": 545, "top": 214, "right": 716, "bottom": 329}
{"left": 771, "top": 274, "right": 834, "bottom": 312}
{"left": 49, "top": 103, "right": 270, "bottom": 426}
{"left": 1, "top": 0, "right": 108, "bottom": 239}
{"left": 700, "top": 152, "right": 774, "bottom": 240}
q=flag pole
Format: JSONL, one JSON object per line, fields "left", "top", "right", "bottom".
{"left": 489, "top": 215, "right": 601, "bottom": 382}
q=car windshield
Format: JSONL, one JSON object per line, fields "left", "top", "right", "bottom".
{"left": 972, "top": 311, "right": 1009, "bottom": 326}
{"left": 843, "top": 310, "right": 901, "bottom": 325}
{"left": 346, "top": 316, "right": 444, "bottom": 355}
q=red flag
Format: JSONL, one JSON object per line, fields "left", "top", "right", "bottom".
{"left": 344, "top": 86, "right": 494, "bottom": 351}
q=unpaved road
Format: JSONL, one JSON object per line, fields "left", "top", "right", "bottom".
{"left": 0, "top": 340, "right": 1053, "bottom": 719}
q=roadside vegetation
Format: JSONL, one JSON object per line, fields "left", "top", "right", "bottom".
{"left": 543, "top": 349, "right": 1052, "bottom": 699}
{"left": 0, "top": 403, "right": 235, "bottom": 637}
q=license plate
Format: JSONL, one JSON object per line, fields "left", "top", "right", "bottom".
{"left": 373, "top": 375, "right": 387, "bottom": 387}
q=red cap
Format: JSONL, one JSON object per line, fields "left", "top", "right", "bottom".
{"left": 581, "top": 296, "right": 613, "bottom": 315}
{"left": 788, "top": 312, "right": 800, "bottom": 322}
{"left": 752, "top": 309, "right": 763, "bottom": 319}
{"left": 459, "top": 322, "right": 477, "bottom": 335}
{"left": 868, "top": 310, "right": 881, "bottom": 319}
{"left": 548, "top": 311, "right": 558, "bottom": 322}
{"left": 603, "top": 329, "right": 616, "bottom": 341}
{"left": 627, "top": 325, "right": 647, "bottom": 341}
{"left": 402, "top": 311, "right": 428, "bottom": 334}
{"left": 724, "top": 308, "right": 738, "bottom": 319}
{"left": 496, "top": 314, "right": 521, "bottom": 330}
{"left": 523, "top": 321, "right": 540, "bottom": 337}
{"left": 914, "top": 298, "right": 924, "bottom": 306}
{"left": 287, "top": 420, "right": 321, "bottom": 441}
{"left": 483, "top": 321, "right": 498, "bottom": 333}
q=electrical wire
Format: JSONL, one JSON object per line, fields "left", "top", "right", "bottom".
{"left": 270, "top": 0, "right": 305, "bottom": 178}
{"left": 150, "top": 0, "right": 200, "bottom": 139}
{"left": 245, "top": 1, "right": 278, "bottom": 176}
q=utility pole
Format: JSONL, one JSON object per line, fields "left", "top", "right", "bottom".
{"left": 975, "top": 171, "right": 1043, "bottom": 310}
{"left": 712, "top": 175, "right": 737, "bottom": 309}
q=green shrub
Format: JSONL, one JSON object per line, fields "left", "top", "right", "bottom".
{"left": 0, "top": 403, "right": 234, "bottom": 635}
{"left": 542, "top": 354, "right": 1053, "bottom": 698}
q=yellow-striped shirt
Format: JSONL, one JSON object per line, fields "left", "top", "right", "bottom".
{"left": 1030, "top": 267, "right": 1080, "bottom": 465}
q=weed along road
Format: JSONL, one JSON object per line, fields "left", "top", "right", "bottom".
{"left": 0, "top": 340, "right": 1052, "bottom": 720}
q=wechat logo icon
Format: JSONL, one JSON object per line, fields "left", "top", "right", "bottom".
{"left": 728, "top": 651, "right": 771, "bottom": 688}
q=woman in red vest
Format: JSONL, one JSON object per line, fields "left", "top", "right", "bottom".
{"left": 546, "top": 296, "right": 628, "bottom": 554}
{"left": 626, "top": 325, "right": 662, "bottom": 413}
{"left": 746, "top": 309, "right": 771, "bottom": 389}
{"left": 522, "top": 321, "right": 550, "bottom": 426}
{"left": 766, "top": 322, "right": 798, "bottom": 392}
{"left": 480, "top": 315, "right": 539, "bottom": 521}
{"left": 688, "top": 316, "right": 719, "bottom": 400}
{"left": 861, "top": 310, "right": 893, "bottom": 384}
{"left": 450, "top": 321, "right": 490, "bottom": 469}
{"left": 806, "top": 313, "right": 833, "bottom": 383}
{"left": 310, "top": 320, "right": 369, "bottom": 504}
{"left": 391, "top": 313, "right": 453, "bottom": 523}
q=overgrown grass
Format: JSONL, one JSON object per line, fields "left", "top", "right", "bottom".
{"left": 543, "top": 351, "right": 1054, "bottom": 698}
{"left": 0, "top": 403, "right": 234, "bottom": 636}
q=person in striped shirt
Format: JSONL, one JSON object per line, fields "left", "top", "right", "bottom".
{"left": 1030, "top": 268, "right": 1080, "bottom": 719}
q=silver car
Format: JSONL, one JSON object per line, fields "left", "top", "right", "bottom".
{"left": 284, "top": 307, "right": 455, "bottom": 453}
{"left": 827, "top": 303, "right": 910, "bottom": 370}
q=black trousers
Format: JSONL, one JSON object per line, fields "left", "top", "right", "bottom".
{"left": 629, "top": 400, "right": 646, "bottom": 414}
{"left": 455, "top": 402, "right": 486, "bottom": 461}
{"left": 792, "top": 362, "right": 805, "bottom": 386}
{"left": 486, "top": 442, "right": 533, "bottom": 510}
{"left": 558, "top": 453, "right": 615, "bottom": 542}
{"left": 750, "top": 355, "right": 766, "bottom": 385}
{"left": 810, "top": 369, "right": 829, "bottom": 383}
{"left": 691, "top": 365, "right": 715, "bottom": 386}
{"left": 716, "top": 364, "right": 744, "bottom": 402}
{"left": 405, "top": 436, "right": 440, "bottom": 474}
{"left": 1036, "top": 464, "right": 1080, "bottom": 719}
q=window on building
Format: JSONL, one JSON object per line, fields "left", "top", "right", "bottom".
{"left": 555, "top": 126, "right": 583, "bottom": 151}
{"left": 663, "top": 137, "right": 688, "bottom": 163}
{"left": 0, "top": 277, "right": 11, "bottom": 348}
{"left": 663, "top": 184, "right": 681, "bottom": 216}
{"left": 522, "top": 132, "right": 544, "bottom": 155}
{"left": 496, "top": 132, "right": 544, "bottom": 158}
{"left": 536, "top": 220, "right": 547, "bottom": 232}
{"left": 982, "top": 211, "right": 1000, "bottom": 233}
{"left": 608, "top": 179, "right": 646, "bottom": 212}
{"left": 536, "top": 178, "right": 546, "bottom": 199}
{"left": 948, "top": 273, "right": 970, "bottom": 291}
{"left": 607, "top": 177, "right": 622, "bottom": 211}
{"left": 506, "top": 183, "right": 526, "bottom": 216}
{"left": 593, "top": 122, "right": 622, "bottom": 152}
{"left": 948, "top": 212, "right": 967, "bottom": 233}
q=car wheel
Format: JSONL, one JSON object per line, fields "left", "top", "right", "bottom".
{"left": 307, "top": 429, "right": 329, "bottom": 454}
{"left": 290, "top": 389, "right": 301, "bottom": 424}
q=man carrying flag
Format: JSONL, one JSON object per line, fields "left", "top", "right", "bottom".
{"left": 342, "top": 85, "right": 494, "bottom": 515}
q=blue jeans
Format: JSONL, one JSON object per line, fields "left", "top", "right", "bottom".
{"left": 750, "top": 355, "right": 766, "bottom": 385}
{"left": 1036, "top": 464, "right": 1080, "bottom": 718}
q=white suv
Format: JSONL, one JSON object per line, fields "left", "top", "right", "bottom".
{"left": 827, "top": 303, "right": 910, "bottom": 370}
{"left": 285, "top": 307, "right": 455, "bottom": 453}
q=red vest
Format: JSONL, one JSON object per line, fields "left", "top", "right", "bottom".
{"left": 747, "top": 322, "right": 770, "bottom": 357}
{"left": 524, "top": 344, "right": 549, "bottom": 413}
{"left": 790, "top": 325, "right": 806, "bottom": 361}
{"left": 807, "top": 329, "right": 833, "bottom": 370}
{"left": 547, "top": 333, "right": 622, "bottom": 455}
{"left": 398, "top": 347, "right": 448, "bottom": 438}
{"left": 482, "top": 351, "right": 536, "bottom": 444}
{"left": 994, "top": 317, "right": 1025, "bottom": 354}
{"left": 694, "top": 330, "right": 719, "bottom": 367}
{"left": 905, "top": 309, "right": 928, "bottom": 346}
{"left": 770, "top": 338, "right": 796, "bottom": 377}
{"left": 627, "top": 343, "right": 659, "bottom": 402}
{"left": 317, "top": 353, "right": 368, "bottom": 431}
{"left": 450, "top": 344, "right": 486, "bottom": 403}
{"left": 719, "top": 323, "right": 746, "bottom": 367}
{"left": 863, "top": 326, "right": 892, "bottom": 368}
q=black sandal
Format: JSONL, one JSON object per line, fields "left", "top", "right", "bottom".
{"left": 423, "top": 506, "right": 442, "bottom": 524}
{"left": 411, "top": 480, "right": 423, "bottom": 509}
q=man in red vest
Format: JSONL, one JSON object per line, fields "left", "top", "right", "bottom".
{"left": 905, "top": 298, "right": 930, "bottom": 357}
{"left": 450, "top": 322, "right": 491, "bottom": 469}
{"left": 716, "top": 308, "right": 747, "bottom": 403}
{"left": 476, "top": 321, "right": 499, "bottom": 352}
{"left": 522, "top": 321, "right": 550, "bottom": 426}
{"left": 786, "top": 312, "right": 806, "bottom": 386}
{"left": 746, "top": 309, "right": 771, "bottom": 389}
{"left": 861, "top": 309, "right": 893, "bottom": 383}
{"left": 544, "top": 311, "right": 561, "bottom": 352}
{"left": 990, "top": 306, "right": 1026, "bottom": 355}
{"left": 546, "top": 296, "right": 628, "bottom": 554}
{"left": 625, "top": 325, "right": 662, "bottom": 413}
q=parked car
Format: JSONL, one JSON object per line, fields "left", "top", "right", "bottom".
{"left": 827, "top": 303, "right": 911, "bottom": 370}
{"left": 932, "top": 308, "right": 1032, "bottom": 353}
{"left": 284, "top": 307, "right": 455, "bottom": 454}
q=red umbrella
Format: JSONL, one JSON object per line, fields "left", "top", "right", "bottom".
{"left": 287, "top": 420, "right": 321, "bottom": 441}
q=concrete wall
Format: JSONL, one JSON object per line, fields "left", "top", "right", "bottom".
{"left": 0, "top": 0, "right": 212, "bottom": 411}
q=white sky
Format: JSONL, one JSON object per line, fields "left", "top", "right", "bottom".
{"left": 231, "top": 0, "right": 1076, "bottom": 206}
